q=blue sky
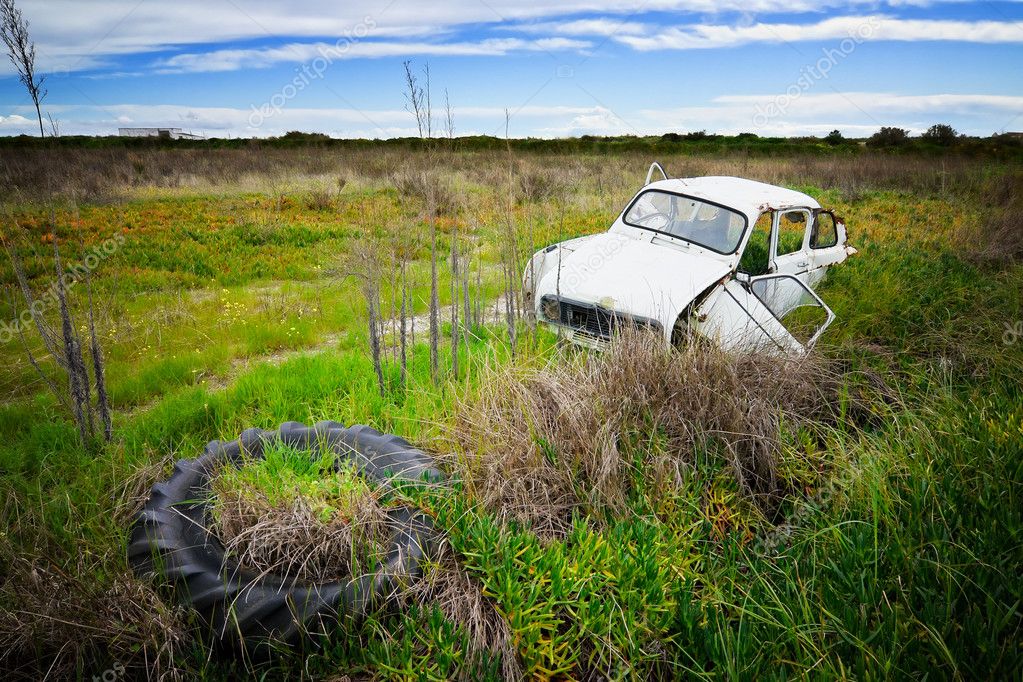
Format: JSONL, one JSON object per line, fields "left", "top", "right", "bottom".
{"left": 1, "top": 1, "right": 1021, "bottom": 138}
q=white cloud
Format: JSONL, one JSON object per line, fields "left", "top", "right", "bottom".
{"left": 0, "top": 114, "right": 33, "bottom": 127}
{"left": 635, "top": 92, "right": 1023, "bottom": 135}
{"left": 9, "top": 0, "right": 1018, "bottom": 75}
{"left": 503, "top": 18, "right": 647, "bottom": 37}
{"left": 0, "top": 102, "right": 635, "bottom": 138}
{"left": 155, "top": 38, "right": 592, "bottom": 74}
{"left": 711, "top": 92, "right": 1023, "bottom": 116}
{"left": 535, "top": 106, "right": 636, "bottom": 135}
{"left": 6, "top": 91, "right": 1018, "bottom": 139}
{"left": 618, "top": 15, "right": 1023, "bottom": 50}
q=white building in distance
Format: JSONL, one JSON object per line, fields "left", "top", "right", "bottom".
{"left": 118, "top": 127, "right": 205, "bottom": 140}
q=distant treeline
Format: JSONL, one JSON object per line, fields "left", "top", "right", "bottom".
{"left": 2, "top": 129, "right": 1022, "bottom": 159}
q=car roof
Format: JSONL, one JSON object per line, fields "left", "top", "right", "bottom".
{"left": 644, "top": 176, "right": 821, "bottom": 216}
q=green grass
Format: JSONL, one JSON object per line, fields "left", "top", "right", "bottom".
{"left": 1, "top": 153, "right": 1021, "bottom": 680}
{"left": 212, "top": 442, "right": 375, "bottom": 524}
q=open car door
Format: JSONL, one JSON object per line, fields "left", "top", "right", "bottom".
{"left": 749, "top": 274, "right": 835, "bottom": 348}
{"left": 695, "top": 273, "right": 835, "bottom": 353}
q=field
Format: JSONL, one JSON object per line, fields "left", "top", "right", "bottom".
{"left": 1, "top": 143, "right": 1021, "bottom": 680}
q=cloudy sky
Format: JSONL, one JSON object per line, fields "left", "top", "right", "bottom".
{"left": 0, "top": 1, "right": 1021, "bottom": 138}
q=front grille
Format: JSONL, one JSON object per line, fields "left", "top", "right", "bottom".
{"left": 541, "top": 296, "right": 660, "bottom": 340}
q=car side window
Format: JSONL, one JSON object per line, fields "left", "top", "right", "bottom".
{"left": 811, "top": 212, "right": 838, "bottom": 249}
{"left": 776, "top": 210, "right": 807, "bottom": 256}
{"left": 738, "top": 211, "right": 772, "bottom": 276}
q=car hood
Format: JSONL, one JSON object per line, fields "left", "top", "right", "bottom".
{"left": 536, "top": 232, "right": 732, "bottom": 322}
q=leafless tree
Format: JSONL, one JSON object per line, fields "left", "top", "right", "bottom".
{"left": 399, "top": 257, "right": 408, "bottom": 388}
{"left": 339, "top": 242, "right": 385, "bottom": 397}
{"left": 462, "top": 221, "right": 473, "bottom": 347}
{"left": 1, "top": 0, "right": 46, "bottom": 137}
{"left": 444, "top": 89, "right": 455, "bottom": 140}
{"left": 53, "top": 237, "right": 92, "bottom": 440}
{"left": 450, "top": 218, "right": 459, "bottom": 378}
{"left": 402, "top": 60, "right": 435, "bottom": 139}
{"left": 46, "top": 111, "right": 60, "bottom": 137}
{"left": 474, "top": 253, "right": 483, "bottom": 329}
{"left": 2, "top": 216, "right": 112, "bottom": 445}
{"left": 502, "top": 234, "right": 517, "bottom": 356}
{"left": 429, "top": 203, "right": 439, "bottom": 382}
{"left": 423, "top": 62, "right": 433, "bottom": 139}
{"left": 84, "top": 262, "right": 111, "bottom": 440}
{"left": 402, "top": 60, "right": 426, "bottom": 138}
{"left": 366, "top": 278, "right": 384, "bottom": 397}
{"left": 502, "top": 110, "right": 519, "bottom": 354}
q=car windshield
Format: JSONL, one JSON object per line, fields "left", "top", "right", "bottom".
{"left": 623, "top": 190, "right": 747, "bottom": 253}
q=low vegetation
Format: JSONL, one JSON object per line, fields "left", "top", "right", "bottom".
{"left": 450, "top": 330, "right": 847, "bottom": 538}
{"left": 210, "top": 443, "right": 389, "bottom": 583}
{"left": 0, "top": 143, "right": 1020, "bottom": 680}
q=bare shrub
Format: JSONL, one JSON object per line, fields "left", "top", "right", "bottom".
{"left": 301, "top": 175, "right": 348, "bottom": 211}
{"left": 965, "top": 170, "right": 1022, "bottom": 265}
{"left": 337, "top": 236, "right": 386, "bottom": 396}
{"left": 451, "top": 219, "right": 460, "bottom": 378}
{"left": 391, "top": 169, "right": 458, "bottom": 216}
{"left": 516, "top": 165, "right": 569, "bottom": 203}
{"left": 450, "top": 330, "right": 841, "bottom": 538}
{"left": 2, "top": 217, "right": 113, "bottom": 445}
{"left": 304, "top": 185, "right": 336, "bottom": 211}
{"left": 430, "top": 212, "right": 440, "bottom": 382}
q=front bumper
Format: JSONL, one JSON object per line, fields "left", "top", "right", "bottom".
{"left": 540, "top": 320, "right": 611, "bottom": 350}
{"left": 537, "top": 295, "right": 663, "bottom": 347}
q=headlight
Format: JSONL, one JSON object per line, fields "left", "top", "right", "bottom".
{"left": 541, "top": 297, "right": 561, "bottom": 322}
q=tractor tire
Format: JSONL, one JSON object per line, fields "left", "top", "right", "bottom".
{"left": 127, "top": 421, "right": 444, "bottom": 658}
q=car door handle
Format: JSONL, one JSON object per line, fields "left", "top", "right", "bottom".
{"left": 797, "top": 261, "right": 808, "bottom": 268}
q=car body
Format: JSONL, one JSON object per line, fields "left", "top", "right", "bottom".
{"left": 523, "top": 167, "right": 857, "bottom": 353}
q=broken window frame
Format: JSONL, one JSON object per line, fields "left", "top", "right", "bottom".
{"left": 747, "top": 272, "right": 836, "bottom": 349}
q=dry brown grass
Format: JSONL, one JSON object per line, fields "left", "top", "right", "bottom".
{"left": 208, "top": 454, "right": 522, "bottom": 678}
{"left": 965, "top": 170, "right": 1023, "bottom": 265}
{"left": 389, "top": 168, "right": 460, "bottom": 216}
{"left": 0, "top": 456, "right": 190, "bottom": 681}
{"left": 210, "top": 463, "right": 391, "bottom": 585}
{"left": 0, "top": 556, "right": 190, "bottom": 681}
{"left": 0, "top": 145, "right": 997, "bottom": 206}
{"left": 450, "top": 330, "right": 843, "bottom": 538}
{"left": 514, "top": 162, "right": 571, "bottom": 203}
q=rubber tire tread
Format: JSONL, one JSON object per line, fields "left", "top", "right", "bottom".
{"left": 127, "top": 421, "right": 443, "bottom": 658}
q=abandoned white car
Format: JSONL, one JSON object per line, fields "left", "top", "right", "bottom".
{"left": 523, "top": 164, "right": 857, "bottom": 353}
